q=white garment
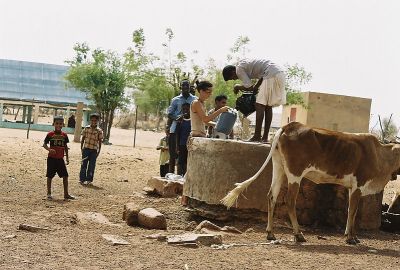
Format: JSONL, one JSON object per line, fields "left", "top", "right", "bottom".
{"left": 236, "top": 59, "right": 283, "bottom": 88}
{"left": 256, "top": 72, "right": 286, "bottom": 107}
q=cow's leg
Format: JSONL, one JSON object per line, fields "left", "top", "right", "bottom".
{"left": 345, "top": 188, "right": 361, "bottom": 245}
{"left": 266, "top": 152, "right": 285, "bottom": 241}
{"left": 286, "top": 179, "right": 306, "bottom": 242}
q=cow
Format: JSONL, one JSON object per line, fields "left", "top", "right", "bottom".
{"left": 221, "top": 122, "right": 400, "bottom": 244}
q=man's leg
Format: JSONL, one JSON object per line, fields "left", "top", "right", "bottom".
{"left": 79, "top": 148, "right": 89, "bottom": 183}
{"left": 87, "top": 150, "right": 97, "bottom": 183}
{"left": 249, "top": 103, "right": 266, "bottom": 142}
{"left": 181, "top": 146, "right": 188, "bottom": 175}
{"left": 168, "top": 133, "right": 177, "bottom": 173}
{"left": 261, "top": 106, "right": 273, "bottom": 143}
{"left": 63, "top": 176, "right": 75, "bottom": 200}
{"left": 47, "top": 178, "right": 52, "bottom": 199}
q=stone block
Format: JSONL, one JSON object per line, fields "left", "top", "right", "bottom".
{"left": 138, "top": 208, "right": 167, "bottom": 230}
{"left": 167, "top": 233, "right": 222, "bottom": 246}
{"left": 145, "top": 177, "right": 183, "bottom": 197}
{"left": 122, "top": 202, "right": 141, "bottom": 226}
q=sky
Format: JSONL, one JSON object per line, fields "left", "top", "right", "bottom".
{"left": 1, "top": 0, "right": 399, "bottom": 128}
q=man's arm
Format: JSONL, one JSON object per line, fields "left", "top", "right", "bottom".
{"left": 234, "top": 78, "right": 263, "bottom": 94}
{"left": 167, "top": 98, "right": 179, "bottom": 120}
{"left": 43, "top": 136, "right": 56, "bottom": 155}
{"left": 97, "top": 130, "right": 103, "bottom": 157}
{"left": 65, "top": 145, "right": 69, "bottom": 165}
{"left": 80, "top": 135, "right": 85, "bottom": 151}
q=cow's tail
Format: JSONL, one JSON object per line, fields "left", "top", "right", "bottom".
{"left": 221, "top": 127, "right": 284, "bottom": 209}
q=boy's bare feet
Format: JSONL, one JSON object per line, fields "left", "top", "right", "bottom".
{"left": 64, "top": 195, "right": 76, "bottom": 200}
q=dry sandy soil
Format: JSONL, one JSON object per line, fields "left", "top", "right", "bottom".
{"left": 0, "top": 127, "right": 399, "bottom": 270}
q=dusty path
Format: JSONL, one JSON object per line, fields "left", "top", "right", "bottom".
{"left": 0, "top": 127, "right": 399, "bottom": 270}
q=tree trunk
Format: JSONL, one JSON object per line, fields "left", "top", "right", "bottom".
{"left": 107, "top": 110, "right": 115, "bottom": 143}
{"left": 103, "top": 110, "right": 110, "bottom": 143}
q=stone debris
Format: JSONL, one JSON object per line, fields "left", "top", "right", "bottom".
{"left": 102, "top": 234, "right": 130, "bottom": 246}
{"left": 122, "top": 202, "right": 141, "bottom": 226}
{"left": 3, "top": 234, "right": 17, "bottom": 239}
{"left": 245, "top": 228, "right": 255, "bottom": 233}
{"left": 74, "top": 212, "right": 121, "bottom": 227}
{"left": 18, "top": 224, "right": 51, "bottom": 232}
{"left": 211, "top": 241, "right": 283, "bottom": 250}
{"left": 194, "top": 220, "right": 242, "bottom": 234}
{"left": 143, "top": 233, "right": 167, "bottom": 241}
{"left": 167, "top": 233, "right": 222, "bottom": 247}
{"left": 138, "top": 208, "right": 167, "bottom": 230}
{"left": 143, "top": 176, "right": 183, "bottom": 197}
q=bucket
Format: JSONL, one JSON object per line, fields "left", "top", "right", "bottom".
{"left": 215, "top": 109, "right": 237, "bottom": 135}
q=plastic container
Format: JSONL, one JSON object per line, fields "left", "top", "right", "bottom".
{"left": 215, "top": 109, "right": 237, "bottom": 135}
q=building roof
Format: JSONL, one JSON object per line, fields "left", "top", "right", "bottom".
{"left": 0, "top": 59, "right": 90, "bottom": 106}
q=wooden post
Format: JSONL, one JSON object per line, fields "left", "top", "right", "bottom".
{"left": 0, "top": 102, "right": 3, "bottom": 122}
{"left": 22, "top": 106, "right": 27, "bottom": 123}
{"left": 33, "top": 104, "right": 40, "bottom": 124}
{"left": 74, "top": 102, "right": 84, "bottom": 143}
{"left": 133, "top": 106, "right": 138, "bottom": 148}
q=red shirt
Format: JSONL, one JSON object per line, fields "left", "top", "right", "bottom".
{"left": 44, "top": 131, "right": 69, "bottom": 159}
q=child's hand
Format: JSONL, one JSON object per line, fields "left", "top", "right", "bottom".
{"left": 65, "top": 158, "right": 69, "bottom": 165}
{"left": 49, "top": 149, "right": 56, "bottom": 155}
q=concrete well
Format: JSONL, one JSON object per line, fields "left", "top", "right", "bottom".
{"left": 183, "top": 137, "right": 382, "bottom": 230}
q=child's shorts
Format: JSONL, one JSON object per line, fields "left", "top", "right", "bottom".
{"left": 46, "top": 157, "right": 68, "bottom": 178}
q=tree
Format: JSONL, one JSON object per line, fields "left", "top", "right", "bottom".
{"left": 133, "top": 68, "right": 175, "bottom": 128}
{"left": 65, "top": 43, "right": 129, "bottom": 143}
{"left": 285, "top": 63, "right": 312, "bottom": 107}
{"left": 376, "top": 114, "right": 399, "bottom": 142}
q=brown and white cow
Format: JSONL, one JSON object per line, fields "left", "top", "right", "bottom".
{"left": 222, "top": 122, "right": 400, "bottom": 244}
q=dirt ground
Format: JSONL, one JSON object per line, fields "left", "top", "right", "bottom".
{"left": 0, "top": 127, "right": 399, "bottom": 270}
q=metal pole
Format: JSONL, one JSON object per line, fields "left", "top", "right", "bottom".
{"left": 133, "top": 106, "right": 138, "bottom": 148}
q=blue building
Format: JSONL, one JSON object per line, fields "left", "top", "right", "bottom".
{"left": 0, "top": 59, "right": 90, "bottom": 133}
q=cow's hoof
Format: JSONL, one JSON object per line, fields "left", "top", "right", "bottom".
{"left": 294, "top": 233, "right": 307, "bottom": 243}
{"left": 346, "top": 238, "right": 358, "bottom": 245}
{"left": 354, "top": 237, "right": 361, "bottom": 244}
{"left": 266, "top": 232, "right": 276, "bottom": 241}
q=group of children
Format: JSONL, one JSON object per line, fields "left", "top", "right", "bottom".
{"left": 43, "top": 113, "right": 103, "bottom": 200}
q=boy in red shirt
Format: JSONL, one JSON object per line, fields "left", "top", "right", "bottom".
{"left": 43, "top": 116, "right": 75, "bottom": 200}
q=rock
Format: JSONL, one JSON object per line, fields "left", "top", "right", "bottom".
{"left": 18, "top": 224, "right": 51, "bottom": 232}
{"left": 138, "top": 208, "right": 167, "bottom": 230}
{"left": 144, "top": 176, "right": 183, "bottom": 197}
{"left": 122, "top": 203, "right": 141, "bottom": 226}
{"left": 143, "top": 233, "right": 167, "bottom": 241}
{"left": 74, "top": 212, "right": 121, "bottom": 227}
{"left": 184, "top": 221, "right": 198, "bottom": 231}
{"left": 194, "top": 220, "right": 242, "bottom": 234}
{"left": 167, "top": 233, "right": 222, "bottom": 246}
{"left": 245, "top": 228, "right": 255, "bottom": 233}
{"left": 3, "top": 234, "right": 16, "bottom": 239}
{"left": 102, "top": 234, "right": 130, "bottom": 246}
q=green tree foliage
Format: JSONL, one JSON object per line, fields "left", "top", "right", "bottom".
{"left": 376, "top": 114, "right": 399, "bottom": 142}
{"left": 65, "top": 43, "right": 129, "bottom": 143}
{"left": 285, "top": 64, "right": 312, "bottom": 107}
{"left": 133, "top": 69, "right": 175, "bottom": 126}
